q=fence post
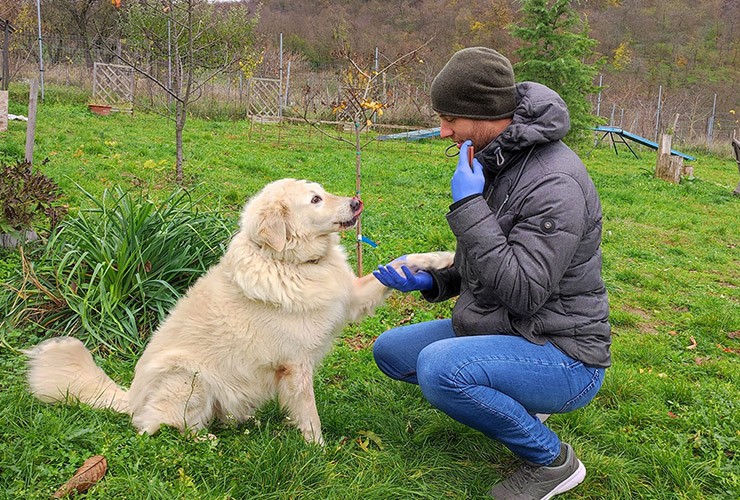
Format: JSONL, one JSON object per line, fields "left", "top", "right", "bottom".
{"left": 707, "top": 93, "right": 717, "bottom": 146}
{"left": 655, "top": 131, "right": 682, "bottom": 184}
{"left": 732, "top": 131, "right": 740, "bottom": 196}
{"left": 0, "top": 89, "right": 7, "bottom": 132}
{"left": 25, "top": 78, "right": 38, "bottom": 165}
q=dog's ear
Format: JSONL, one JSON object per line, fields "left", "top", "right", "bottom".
{"left": 256, "top": 202, "right": 290, "bottom": 252}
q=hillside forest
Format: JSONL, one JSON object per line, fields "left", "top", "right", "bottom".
{"left": 0, "top": 0, "right": 737, "bottom": 145}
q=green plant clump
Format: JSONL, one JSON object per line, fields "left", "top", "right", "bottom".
{"left": 2, "top": 187, "right": 233, "bottom": 355}
{"left": 0, "top": 159, "right": 68, "bottom": 241}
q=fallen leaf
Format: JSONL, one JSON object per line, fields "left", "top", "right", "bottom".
{"left": 667, "top": 411, "right": 679, "bottom": 418}
{"left": 52, "top": 455, "right": 107, "bottom": 498}
{"left": 694, "top": 356, "right": 711, "bottom": 365}
{"left": 357, "top": 429, "right": 384, "bottom": 450}
{"left": 717, "top": 344, "right": 740, "bottom": 355}
{"left": 686, "top": 336, "right": 698, "bottom": 350}
{"left": 727, "top": 331, "right": 740, "bottom": 340}
{"left": 356, "top": 437, "right": 370, "bottom": 452}
{"left": 668, "top": 330, "right": 677, "bottom": 336}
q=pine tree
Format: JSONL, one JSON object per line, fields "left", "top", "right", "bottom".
{"left": 510, "top": 0, "right": 604, "bottom": 144}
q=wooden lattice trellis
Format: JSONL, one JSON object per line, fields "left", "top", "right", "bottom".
{"left": 335, "top": 87, "right": 366, "bottom": 122}
{"left": 246, "top": 77, "right": 281, "bottom": 117}
{"left": 92, "top": 62, "right": 135, "bottom": 113}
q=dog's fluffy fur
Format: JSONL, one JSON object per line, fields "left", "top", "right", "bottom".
{"left": 26, "top": 179, "right": 453, "bottom": 444}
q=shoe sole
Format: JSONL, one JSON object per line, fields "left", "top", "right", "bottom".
{"left": 542, "top": 459, "right": 586, "bottom": 500}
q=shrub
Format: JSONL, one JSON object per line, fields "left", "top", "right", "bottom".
{"left": 1, "top": 186, "right": 233, "bottom": 356}
{"left": 0, "top": 159, "right": 68, "bottom": 244}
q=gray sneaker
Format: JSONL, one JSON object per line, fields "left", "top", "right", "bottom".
{"left": 489, "top": 443, "right": 586, "bottom": 499}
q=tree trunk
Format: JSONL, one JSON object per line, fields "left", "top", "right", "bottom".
{"left": 175, "top": 100, "right": 186, "bottom": 184}
{"left": 353, "top": 120, "right": 364, "bottom": 276}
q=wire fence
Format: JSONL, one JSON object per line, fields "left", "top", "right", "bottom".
{"left": 5, "top": 32, "right": 738, "bottom": 153}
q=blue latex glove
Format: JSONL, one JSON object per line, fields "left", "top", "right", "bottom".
{"left": 373, "top": 264, "right": 433, "bottom": 292}
{"left": 451, "top": 140, "right": 485, "bottom": 202}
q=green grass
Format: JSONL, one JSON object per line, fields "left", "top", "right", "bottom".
{"left": 1, "top": 85, "right": 739, "bottom": 498}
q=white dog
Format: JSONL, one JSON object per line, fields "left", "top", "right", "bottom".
{"left": 26, "top": 179, "right": 453, "bottom": 444}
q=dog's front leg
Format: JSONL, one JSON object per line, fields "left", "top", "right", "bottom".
{"left": 402, "top": 251, "right": 455, "bottom": 271}
{"left": 276, "top": 362, "right": 324, "bottom": 445}
{"left": 346, "top": 273, "right": 392, "bottom": 323}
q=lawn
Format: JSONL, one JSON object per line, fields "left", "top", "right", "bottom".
{"left": 1, "top": 85, "right": 739, "bottom": 499}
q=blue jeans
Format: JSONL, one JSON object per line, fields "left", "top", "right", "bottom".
{"left": 372, "top": 319, "right": 605, "bottom": 465}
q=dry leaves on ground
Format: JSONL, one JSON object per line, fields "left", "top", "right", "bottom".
{"left": 52, "top": 455, "right": 107, "bottom": 498}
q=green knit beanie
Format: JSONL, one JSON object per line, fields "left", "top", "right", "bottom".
{"left": 431, "top": 47, "right": 517, "bottom": 120}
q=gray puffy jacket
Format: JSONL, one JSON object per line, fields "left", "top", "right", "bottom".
{"left": 424, "top": 82, "right": 611, "bottom": 368}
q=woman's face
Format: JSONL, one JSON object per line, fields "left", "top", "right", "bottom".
{"left": 438, "top": 115, "right": 511, "bottom": 151}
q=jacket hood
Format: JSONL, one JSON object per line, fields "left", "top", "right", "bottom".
{"left": 481, "top": 82, "right": 570, "bottom": 159}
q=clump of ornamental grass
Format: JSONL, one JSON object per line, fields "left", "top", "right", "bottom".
{"left": 1, "top": 186, "right": 233, "bottom": 356}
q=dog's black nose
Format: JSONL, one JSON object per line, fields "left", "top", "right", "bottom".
{"left": 350, "top": 197, "right": 361, "bottom": 211}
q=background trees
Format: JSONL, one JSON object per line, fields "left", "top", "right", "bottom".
{"left": 511, "top": 0, "right": 603, "bottom": 142}
{"left": 0, "top": 0, "right": 736, "bottom": 147}
{"left": 114, "top": 0, "right": 260, "bottom": 183}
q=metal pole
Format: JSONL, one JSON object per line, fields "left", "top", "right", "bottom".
{"left": 654, "top": 85, "right": 663, "bottom": 142}
{"left": 592, "top": 75, "right": 603, "bottom": 147}
{"left": 35, "top": 0, "right": 44, "bottom": 100}
{"left": 610, "top": 104, "right": 616, "bottom": 127}
{"left": 707, "top": 93, "right": 717, "bottom": 146}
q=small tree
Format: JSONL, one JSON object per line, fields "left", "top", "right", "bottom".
{"left": 297, "top": 43, "right": 430, "bottom": 275}
{"left": 114, "top": 0, "right": 260, "bottom": 183}
{"left": 510, "top": 0, "right": 604, "bottom": 143}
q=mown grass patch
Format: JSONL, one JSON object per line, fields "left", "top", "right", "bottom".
{"left": 1, "top": 90, "right": 738, "bottom": 498}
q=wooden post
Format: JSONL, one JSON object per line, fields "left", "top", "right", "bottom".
{"left": 25, "top": 79, "right": 38, "bottom": 165}
{"left": 732, "top": 131, "right": 740, "bottom": 196}
{"left": 0, "top": 90, "right": 7, "bottom": 132}
{"left": 655, "top": 133, "right": 682, "bottom": 184}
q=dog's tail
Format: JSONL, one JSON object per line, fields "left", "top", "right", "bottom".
{"left": 25, "top": 336, "right": 129, "bottom": 414}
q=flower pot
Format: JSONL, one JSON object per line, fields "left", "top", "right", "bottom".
{"left": 88, "top": 104, "right": 112, "bottom": 116}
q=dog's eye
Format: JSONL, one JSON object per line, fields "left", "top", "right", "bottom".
{"left": 311, "top": 195, "right": 322, "bottom": 204}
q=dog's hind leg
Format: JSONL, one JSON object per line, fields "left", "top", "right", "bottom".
{"left": 275, "top": 362, "right": 324, "bottom": 445}
{"left": 130, "top": 369, "right": 215, "bottom": 436}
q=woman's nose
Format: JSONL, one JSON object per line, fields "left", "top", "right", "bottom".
{"left": 439, "top": 124, "right": 453, "bottom": 138}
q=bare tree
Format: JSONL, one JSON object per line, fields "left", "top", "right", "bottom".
{"left": 113, "top": 0, "right": 260, "bottom": 183}
{"left": 49, "top": 0, "right": 117, "bottom": 68}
